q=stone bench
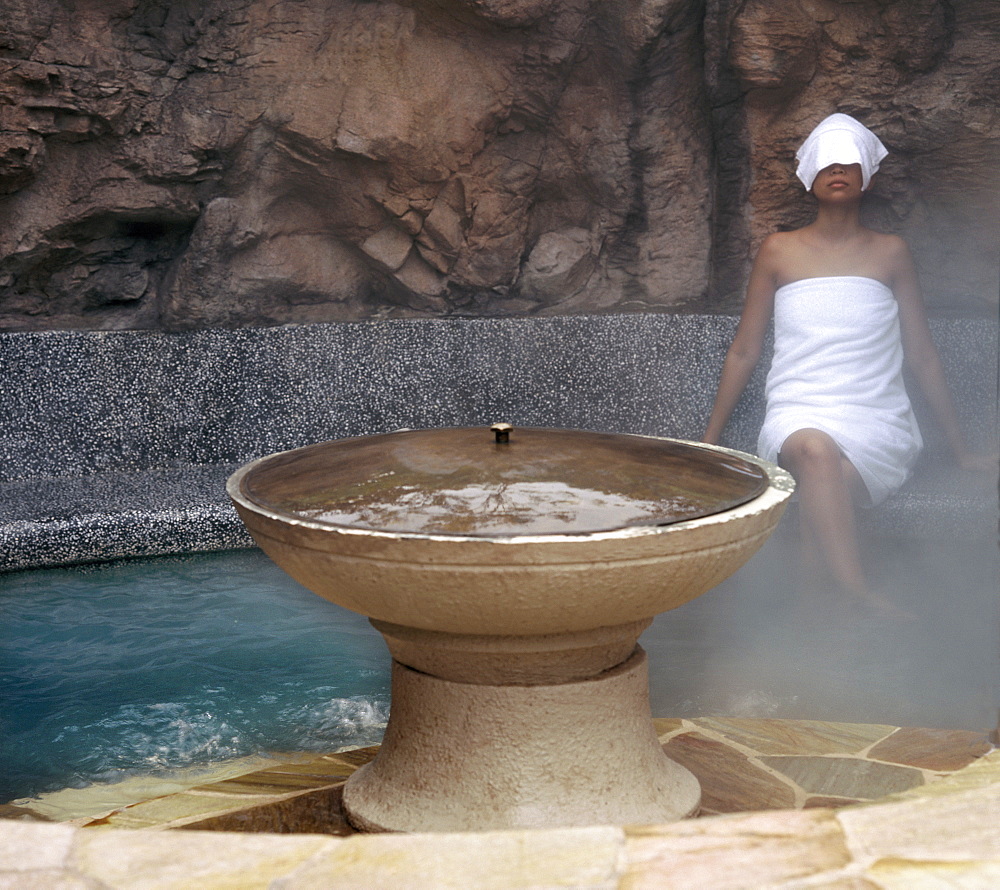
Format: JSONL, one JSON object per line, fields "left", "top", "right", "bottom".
{"left": 1, "top": 314, "right": 995, "bottom": 571}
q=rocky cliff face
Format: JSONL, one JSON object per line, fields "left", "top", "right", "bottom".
{"left": 709, "top": 0, "right": 1000, "bottom": 313}
{"left": 0, "top": 0, "right": 996, "bottom": 330}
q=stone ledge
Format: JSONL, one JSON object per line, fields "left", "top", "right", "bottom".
{"left": 9, "top": 719, "right": 989, "bottom": 831}
{"left": 0, "top": 464, "right": 253, "bottom": 572}
{"left": 1, "top": 458, "right": 994, "bottom": 575}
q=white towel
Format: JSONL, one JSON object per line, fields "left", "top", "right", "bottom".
{"left": 796, "top": 113, "right": 888, "bottom": 191}
{"left": 757, "top": 276, "right": 922, "bottom": 505}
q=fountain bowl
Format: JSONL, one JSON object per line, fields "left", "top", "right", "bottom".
{"left": 227, "top": 428, "right": 793, "bottom": 638}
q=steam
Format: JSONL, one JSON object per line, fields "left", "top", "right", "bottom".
{"left": 644, "top": 516, "right": 999, "bottom": 732}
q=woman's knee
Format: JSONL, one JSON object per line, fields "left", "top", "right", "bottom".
{"left": 779, "top": 429, "right": 842, "bottom": 472}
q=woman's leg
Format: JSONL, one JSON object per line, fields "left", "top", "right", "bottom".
{"left": 778, "top": 428, "right": 870, "bottom": 596}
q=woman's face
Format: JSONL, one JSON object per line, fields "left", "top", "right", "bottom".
{"left": 811, "top": 162, "right": 864, "bottom": 199}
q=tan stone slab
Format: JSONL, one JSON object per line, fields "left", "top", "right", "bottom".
{"left": 195, "top": 770, "right": 348, "bottom": 796}
{"left": 71, "top": 827, "right": 335, "bottom": 890}
{"left": 804, "top": 795, "right": 863, "bottom": 809}
{"left": 902, "top": 748, "right": 1000, "bottom": 799}
{"left": 321, "top": 746, "right": 380, "bottom": 769}
{"left": 865, "top": 857, "right": 1000, "bottom": 888}
{"left": 762, "top": 756, "right": 923, "bottom": 801}
{"left": 797, "top": 878, "right": 881, "bottom": 889}
{"left": 866, "top": 726, "right": 993, "bottom": 772}
{"left": 256, "top": 757, "right": 365, "bottom": 778}
{"left": 652, "top": 717, "right": 685, "bottom": 739}
{"left": 278, "top": 826, "right": 624, "bottom": 889}
{"left": 80, "top": 748, "right": 377, "bottom": 831}
{"left": 0, "top": 868, "right": 97, "bottom": 889}
{"left": 0, "top": 821, "right": 75, "bottom": 872}
{"left": 663, "top": 732, "right": 796, "bottom": 813}
{"left": 692, "top": 717, "right": 897, "bottom": 757}
{"left": 11, "top": 754, "right": 289, "bottom": 823}
{"left": 0, "top": 804, "right": 51, "bottom": 822}
{"left": 837, "top": 783, "right": 1000, "bottom": 863}
{"left": 622, "top": 808, "right": 851, "bottom": 890}
{"left": 90, "top": 790, "right": 287, "bottom": 831}
{"left": 182, "top": 785, "right": 354, "bottom": 836}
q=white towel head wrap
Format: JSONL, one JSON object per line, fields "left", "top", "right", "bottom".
{"left": 795, "top": 113, "right": 888, "bottom": 192}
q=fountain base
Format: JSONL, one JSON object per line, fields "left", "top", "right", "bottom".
{"left": 342, "top": 647, "right": 700, "bottom": 833}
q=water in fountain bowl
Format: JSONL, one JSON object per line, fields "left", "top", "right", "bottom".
{"left": 303, "top": 480, "right": 702, "bottom": 536}
{"left": 238, "top": 427, "right": 769, "bottom": 536}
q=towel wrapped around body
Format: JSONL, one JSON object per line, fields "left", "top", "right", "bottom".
{"left": 757, "top": 276, "right": 922, "bottom": 505}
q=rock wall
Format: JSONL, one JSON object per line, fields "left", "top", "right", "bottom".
{"left": 0, "top": 0, "right": 996, "bottom": 330}
{"left": 707, "top": 0, "right": 1000, "bottom": 313}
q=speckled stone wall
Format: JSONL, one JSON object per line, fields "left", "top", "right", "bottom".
{"left": 0, "top": 316, "right": 762, "bottom": 481}
{"left": 1, "top": 314, "right": 995, "bottom": 570}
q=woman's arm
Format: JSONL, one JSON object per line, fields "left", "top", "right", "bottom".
{"left": 702, "top": 236, "right": 780, "bottom": 445}
{"left": 889, "top": 237, "right": 990, "bottom": 469}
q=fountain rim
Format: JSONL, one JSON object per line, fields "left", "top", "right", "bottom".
{"left": 227, "top": 434, "right": 795, "bottom": 546}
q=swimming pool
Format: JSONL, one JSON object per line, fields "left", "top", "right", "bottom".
{"left": 0, "top": 550, "right": 390, "bottom": 804}
{"left": 2, "top": 532, "right": 996, "bottom": 806}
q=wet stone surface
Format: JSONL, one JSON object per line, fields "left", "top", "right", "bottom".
{"left": 866, "top": 725, "right": 994, "bottom": 772}
{"left": 661, "top": 732, "right": 797, "bottom": 815}
{"left": 10, "top": 718, "right": 992, "bottom": 833}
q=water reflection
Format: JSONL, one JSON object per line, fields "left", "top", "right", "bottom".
{"left": 302, "top": 480, "right": 704, "bottom": 535}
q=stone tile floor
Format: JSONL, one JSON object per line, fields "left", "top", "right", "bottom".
{"left": 5, "top": 716, "right": 993, "bottom": 832}
{"left": 3, "top": 717, "right": 998, "bottom": 888}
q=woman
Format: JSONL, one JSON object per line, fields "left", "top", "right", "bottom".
{"left": 703, "top": 113, "right": 988, "bottom": 614}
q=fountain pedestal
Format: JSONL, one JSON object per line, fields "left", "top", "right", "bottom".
{"left": 343, "top": 621, "right": 699, "bottom": 832}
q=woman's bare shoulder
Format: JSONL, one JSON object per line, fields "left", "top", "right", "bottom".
{"left": 756, "top": 230, "right": 802, "bottom": 263}
{"left": 864, "top": 230, "right": 915, "bottom": 282}
{"left": 866, "top": 229, "right": 910, "bottom": 259}
{"left": 753, "top": 229, "right": 812, "bottom": 283}
{"left": 760, "top": 229, "right": 804, "bottom": 248}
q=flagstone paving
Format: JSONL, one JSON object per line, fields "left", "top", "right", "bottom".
{"left": 7, "top": 717, "right": 992, "bottom": 833}
{"left": 2, "top": 717, "right": 997, "bottom": 888}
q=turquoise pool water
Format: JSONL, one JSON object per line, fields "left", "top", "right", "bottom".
{"left": 2, "top": 533, "right": 996, "bottom": 804}
{"left": 1, "top": 551, "right": 390, "bottom": 803}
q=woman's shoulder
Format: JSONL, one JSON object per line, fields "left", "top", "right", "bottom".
{"left": 754, "top": 229, "right": 814, "bottom": 280}
{"left": 864, "top": 227, "right": 904, "bottom": 243}
{"left": 756, "top": 229, "right": 802, "bottom": 263}
{"left": 863, "top": 228, "right": 909, "bottom": 257}
{"left": 759, "top": 226, "right": 825, "bottom": 259}
{"left": 863, "top": 230, "right": 915, "bottom": 280}
{"left": 760, "top": 229, "right": 802, "bottom": 248}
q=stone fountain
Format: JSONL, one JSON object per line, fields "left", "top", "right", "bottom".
{"left": 228, "top": 425, "right": 793, "bottom": 832}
